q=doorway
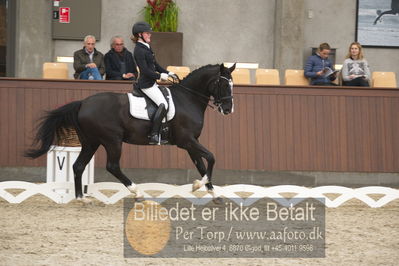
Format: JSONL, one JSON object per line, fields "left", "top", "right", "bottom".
{"left": 0, "top": 0, "right": 16, "bottom": 77}
{"left": 0, "top": 0, "right": 6, "bottom": 76}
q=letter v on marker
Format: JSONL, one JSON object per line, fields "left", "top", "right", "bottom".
{"left": 57, "top": 156, "right": 66, "bottom": 170}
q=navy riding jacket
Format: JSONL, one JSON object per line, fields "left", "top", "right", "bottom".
{"left": 133, "top": 42, "right": 168, "bottom": 88}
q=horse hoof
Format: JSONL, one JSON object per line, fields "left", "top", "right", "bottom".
{"left": 134, "top": 196, "right": 145, "bottom": 202}
{"left": 128, "top": 185, "right": 144, "bottom": 199}
{"left": 192, "top": 180, "right": 202, "bottom": 192}
{"left": 213, "top": 197, "right": 224, "bottom": 205}
{"left": 135, "top": 198, "right": 144, "bottom": 203}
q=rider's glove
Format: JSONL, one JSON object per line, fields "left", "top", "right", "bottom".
{"left": 160, "top": 73, "right": 169, "bottom": 81}
{"left": 168, "top": 72, "right": 179, "bottom": 80}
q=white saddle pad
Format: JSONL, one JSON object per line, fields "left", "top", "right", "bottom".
{"left": 127, "top": 89, "right": 175, "bottom": 121}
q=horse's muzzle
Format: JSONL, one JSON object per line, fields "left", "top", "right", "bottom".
{"left": 219, "top": 106, "right": 232, "bottom": 115}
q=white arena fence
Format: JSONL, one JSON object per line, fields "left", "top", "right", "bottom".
{"left": 1, "top": 146, "right": 397, "bottom": 207}
{"left": 0, "top": 181, "right": 398, "bottom": 208}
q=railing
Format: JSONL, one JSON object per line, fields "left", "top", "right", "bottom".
{"left": 0, "top": 181, "right": 398, "bottom": 207}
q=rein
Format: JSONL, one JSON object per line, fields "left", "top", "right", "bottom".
{"left": 169, "top": 75, "right": 233, "bottom": 110}
{"left": 169, "top": 78, "right": 216, "bottom": 109}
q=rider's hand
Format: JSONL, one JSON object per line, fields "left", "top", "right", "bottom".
{"left": 160, "top": 73, "right": 169, "bottom": 81}
{"left": 125, "top": 73, "right": 134, "bottom": 78}
{"left": 168, "top": 72, "right": 179, "bottom": 81}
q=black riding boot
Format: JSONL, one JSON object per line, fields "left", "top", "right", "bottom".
{"left": 149, "top": 103, "right": 167, "bottom": 145}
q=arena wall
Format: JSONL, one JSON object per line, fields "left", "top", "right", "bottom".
{"left": 1, "top": 79, "right": 398, "bottom": 172}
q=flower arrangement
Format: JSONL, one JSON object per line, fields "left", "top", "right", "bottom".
{"left": 142, "top": 0, "right": 179, "bottom": 32}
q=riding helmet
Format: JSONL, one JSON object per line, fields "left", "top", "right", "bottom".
{"left": 132, "top": 22, "right": 152, "bottom": 35}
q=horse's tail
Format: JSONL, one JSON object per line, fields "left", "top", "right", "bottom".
{"left": 25, "top": 101, "right": 82, "bottom": 159}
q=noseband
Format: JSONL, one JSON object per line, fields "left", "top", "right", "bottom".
{"left": 212, "top": 76, "right": 233, "bottom": 106}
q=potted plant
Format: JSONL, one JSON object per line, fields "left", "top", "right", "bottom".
{"left": 143, "top": 0, "right": 179, "bottom": 32}
{"left": 141, "top": 0, "right": 183, "bottom": 67}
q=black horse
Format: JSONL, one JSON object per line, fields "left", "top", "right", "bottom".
{"left": 26, "top": 63, "right": 236, "bottom": 202}
{"left": 373, "top": 0, "right": 399, "bottom": 25}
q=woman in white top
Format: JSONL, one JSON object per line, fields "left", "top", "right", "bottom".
{"left": 341, "top": 42, "right": 371, "bottom": 87}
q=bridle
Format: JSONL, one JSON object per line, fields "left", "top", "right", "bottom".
{"left": 171, "top": 75, "right": 233, "bottom": 110}
{"left": 212, "top": 76, "right": 233, "bottom": 107}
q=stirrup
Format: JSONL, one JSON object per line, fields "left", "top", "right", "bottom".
{"left": 149, "top": 134, "right": 160, "bottom": 145}
{"left": 149, "top": 134, "right": 168, "bottom": 145}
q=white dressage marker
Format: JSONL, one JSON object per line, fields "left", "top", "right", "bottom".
{"left": 47, "top": 146, "right": 94, "bottom": 195}
{"left": 0, "top": 182, "right": 399, "bottom": 208}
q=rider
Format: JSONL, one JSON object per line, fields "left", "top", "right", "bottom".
{"left": 131, "top": 22, "right": 177, "bottom": 145}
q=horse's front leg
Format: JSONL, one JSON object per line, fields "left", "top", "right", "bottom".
{"left": 188, "top": 150, "right": 208, "bottom": 191}
{"left": 184, "top": 141, "right": 222, "bottom": 204}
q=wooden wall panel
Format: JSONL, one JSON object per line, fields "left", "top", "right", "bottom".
{"left": 1, "top": 78, "right": 399, "bottom": 172}
{"left": 0, "top": 87, "right": 8, "bottom": 165}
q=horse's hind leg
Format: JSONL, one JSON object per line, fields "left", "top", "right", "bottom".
{"left": 103, "top": 140, "right": 143, "bottom": 199}
{"left": 73, "top": 142, "right": 99, "bottom": 199}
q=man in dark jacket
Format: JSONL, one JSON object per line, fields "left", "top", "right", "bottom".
{"left": 73, "top": 35, "right": 105, "bottom": 80}
{"left": 304, "top": 42, "right": 337, "bottom": 86}
{"left": 104, "top": 36, "right": 138, "bottom": 80}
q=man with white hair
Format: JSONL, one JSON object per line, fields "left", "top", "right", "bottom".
{"left": 73, "top": 35, "right": 105, "bottom": 80}
{"left": 104, "top": 36, "right": 137, "bottom": 80}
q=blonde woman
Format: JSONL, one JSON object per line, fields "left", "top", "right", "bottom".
{"left": 341, "top": 42, "right": 371, "bottom": 87}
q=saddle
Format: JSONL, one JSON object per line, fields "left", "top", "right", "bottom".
{"left": 127, "top": 86, "right": 176, "bottom": 143}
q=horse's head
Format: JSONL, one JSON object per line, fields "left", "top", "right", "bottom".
{"left": 176, "top": 63, "right": 236, "bottom": 114}
{"left": 211, "top": 63, "right": 236, "bottom": 115}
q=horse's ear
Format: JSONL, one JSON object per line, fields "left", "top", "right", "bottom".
{"left": 220, "top": 63, "right": 225, "bottom": 73}
{"left": 229, "top": 63, "right": 236, "bottom": 73}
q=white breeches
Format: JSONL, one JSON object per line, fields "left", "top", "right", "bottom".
{"left": 142, "top": 83, "right": 168, "bottom": 109}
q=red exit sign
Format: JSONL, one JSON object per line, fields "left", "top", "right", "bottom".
{"left": 59, "top": 7, "right": 70, "bottom": 23}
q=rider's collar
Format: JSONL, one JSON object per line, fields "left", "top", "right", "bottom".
{"left": 138, "top": 40, "right": 150, "bottom": 49}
